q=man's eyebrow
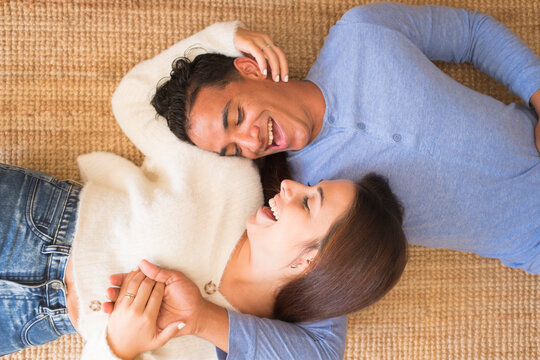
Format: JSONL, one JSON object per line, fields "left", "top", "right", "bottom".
{"left": 318, "top": 187, "right": 324, "bottom": 207}
{"left": 219, "top": 100, "right": 232, "bottom": 156}
{"left": 222, "top": 100, "right": 231, "bottom": 130}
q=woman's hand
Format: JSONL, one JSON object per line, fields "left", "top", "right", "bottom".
{"left": 234, "top": 27, "right": 289, "bottom": 83}
{"left": 106, "top": 270, "right": 182, "bottom": 360}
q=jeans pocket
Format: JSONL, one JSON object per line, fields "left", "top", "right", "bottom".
{"left": 22, "top": 314, "right": 62, "bottom": 347}
{"left": 27, "top": 178, "right": 65, "bottom": 241}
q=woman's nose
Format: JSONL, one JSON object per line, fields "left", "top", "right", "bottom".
{"left": 281, "top": 180, "right": 305, "bottom": 200}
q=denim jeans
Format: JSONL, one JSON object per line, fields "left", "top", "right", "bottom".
{"left": 0, "top": 164, "right": 79, "bottom": 356}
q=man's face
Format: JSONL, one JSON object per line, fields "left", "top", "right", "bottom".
{"left": 187, "top": 77, "right": 315, "bottom": 159}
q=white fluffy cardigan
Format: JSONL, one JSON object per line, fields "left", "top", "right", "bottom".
{"left": 71, "top": 21, "right": 263, "bottom": 359}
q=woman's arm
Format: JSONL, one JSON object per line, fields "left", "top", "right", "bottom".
{"left": 111, "top": 21, "right": 242, "bottom": 162}
{"left": 111, "top": 22, "right": 288, "bottom": 162}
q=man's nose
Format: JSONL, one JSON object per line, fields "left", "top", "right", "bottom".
{"left": 234, "top": 124, "right": 261, "bottom": 153}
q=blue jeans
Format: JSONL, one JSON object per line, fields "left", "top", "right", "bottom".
{"left": 0, "top": 164, "right": 79, "bottom": 356}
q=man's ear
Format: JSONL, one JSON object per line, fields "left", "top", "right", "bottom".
{"left": 234, "top": 57, "right": 267, "bottom": 80}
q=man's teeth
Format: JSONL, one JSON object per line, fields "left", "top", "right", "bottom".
{"left": 267, "top": 120, "right": 274, "bottom": 146}
{"left": 269, "top": 198, "right": 279, "bottom": 220}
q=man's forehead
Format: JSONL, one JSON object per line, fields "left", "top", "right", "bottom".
{"left": 190, "top": 85, "right": 232, "bottom": 120}
{"left": 188, "top": 89, "right": 231, "bottom": 153}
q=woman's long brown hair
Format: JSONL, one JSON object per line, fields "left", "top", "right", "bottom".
{"left": 258, "top": 156, "right": 407, "bottom": 323}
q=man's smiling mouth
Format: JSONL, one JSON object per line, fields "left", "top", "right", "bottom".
{"left": 265, "top": 117, "right": 286, "bottom": 152}
{"left": 267, "top": 119, "right": 274, "bottom": 146}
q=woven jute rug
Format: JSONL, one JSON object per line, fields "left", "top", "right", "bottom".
{"left": 1, "top": 0, "right": 538, "bottom": 359}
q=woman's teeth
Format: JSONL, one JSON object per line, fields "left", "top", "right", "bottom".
{"left": 267, "top": 120, "right": 274, "bottom": 146}
{"left": 269, "top": 198, "right": 279, "bottom": 220}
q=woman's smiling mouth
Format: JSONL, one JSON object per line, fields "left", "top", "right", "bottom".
{"left": 269, "top": 197, "right": 280, "bottom": 220}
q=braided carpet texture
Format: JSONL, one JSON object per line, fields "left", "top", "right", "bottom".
{"left": 1, "top": 0, "right": 538, "bottom": 359}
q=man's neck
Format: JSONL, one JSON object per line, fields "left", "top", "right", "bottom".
{"left": 287, "top": 79, "right": 326, "bottom": 143}
{"left": 301, "top": 80, "right": 326, "bottom": 142}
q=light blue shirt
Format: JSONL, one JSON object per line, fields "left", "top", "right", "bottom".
{"left": 221, "top": 313, "right": 347, "bottom": 359}
{"left": 291, "top": 3, "right": 540, "bottom": 274}
{"left": 225, "top": 3, "right": 540, "bottom": 359}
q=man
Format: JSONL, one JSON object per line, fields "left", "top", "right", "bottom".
{"left": 152, "top": 3, "right": 540, "bottom": 274}
{"left": 108, "top": 3, "right": 540, "bottom": 359}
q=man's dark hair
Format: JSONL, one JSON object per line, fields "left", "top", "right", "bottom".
{"left": 151, "top": 53, "right": 241, "bottom": 144}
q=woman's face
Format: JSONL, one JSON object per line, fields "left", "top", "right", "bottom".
{"left": 245, "top": 179, "right": 357, "bottom": 271}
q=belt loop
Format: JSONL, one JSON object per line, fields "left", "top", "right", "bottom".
{"left": 42, "top": 244, "right": 71, "bottom": 255}
{"left": 64, "top": 179, "right": 83, "bottom": 188}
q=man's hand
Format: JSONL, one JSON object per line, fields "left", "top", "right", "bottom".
{"left": 106, "top": 270, "right": 182, "bottom": 359}
{"left": 103, "top": 260, "right": 230, "bottom": 352}
{"left": 530, "top": 89, "right": 540, "bottom": 152}
{"left": 104, "top": 260, "right": 204, "bottom": 335}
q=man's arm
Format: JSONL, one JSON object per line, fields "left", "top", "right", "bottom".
{"left": 139, "top": 260, "right": 347, "bottom": 360}
{"left": 184, "top": 299, "right": 348, "bottom": 360}
{"left": 222, "top": 312, "right": 347, "bottom": 360}
{"left": 340, "top": 2, "right": 540, "bottom": 106}
{"left": 105, "top": 260, "right": 347, "bottom": 360}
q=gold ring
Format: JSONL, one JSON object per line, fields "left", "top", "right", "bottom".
{"left": 261, "top": 43, "right": 273, "bottom": 50}
{"left": 124, "top": 292, "right": 135, "bottom": 300}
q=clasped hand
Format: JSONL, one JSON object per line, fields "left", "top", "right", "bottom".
{"left": 103, "top": 260, "right": 203, "bottom": 360}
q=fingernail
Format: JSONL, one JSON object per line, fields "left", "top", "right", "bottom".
{"left": 284, "top": 75, "right": 289, "bottom": 82}
{"left": 177, "top": 322, "right": 186, "bottom": 330}
{"left": 262, "top": 69, "right": 267, "bottom": 76}
{"left": 275, "top": 75, "right": 280, "bottom": 82}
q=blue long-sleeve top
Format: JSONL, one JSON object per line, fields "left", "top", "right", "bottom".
{"left": 289, "top": 2, "right": 540, "bottom": 274}
{"left": 225, "top": 3, "right": 540, "bottom": 359}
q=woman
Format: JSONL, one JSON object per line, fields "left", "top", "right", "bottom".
{"left": 0, "top": 164, "right": 407, "bottom": 360}
{"left": 0, "top": 27, "right": 406, "bottom": 360}
{"left": 0, "top": 163, "right": 406, "bottom": 360}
